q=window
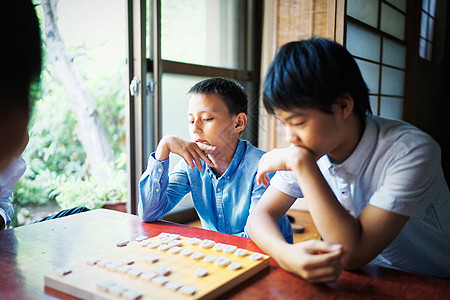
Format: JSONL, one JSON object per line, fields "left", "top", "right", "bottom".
{"left": 345, "top": 0, "right": 407, "bottom": 120}
{"left": 127, "top": 0, "right": 262, "bottom": 214}
{"left": 419, "top": 0, "right": 437, "bottom": 60}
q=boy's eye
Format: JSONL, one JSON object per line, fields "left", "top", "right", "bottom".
{"left": 203, "top": 118, "right": 213, "bottom": 122}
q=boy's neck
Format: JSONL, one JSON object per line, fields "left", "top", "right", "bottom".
{"left": 209, "top": 139, "right": 239, "bottom": 177}
{"left": 329, "top": 115, "right": 365, "bottom": 164}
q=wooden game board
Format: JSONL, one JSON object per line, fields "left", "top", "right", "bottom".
{"left": 44, "top": 233, "right": 270, "bottom": 300}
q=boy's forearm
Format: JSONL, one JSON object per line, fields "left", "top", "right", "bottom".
{"left": 248, "top": 213, "right": 290, "bottom": 260}
{"left": 155, "top": 136, "right": 171, "bottom": 161}
{"left": 292, "top": 160, "right": 362, "bottom": 258}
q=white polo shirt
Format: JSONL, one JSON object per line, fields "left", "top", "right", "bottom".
{"left": 0, "top": 157, "right": 26, "bottom": 227}
{"left": 271, "top": 115, "right": 450, "bottom": 278}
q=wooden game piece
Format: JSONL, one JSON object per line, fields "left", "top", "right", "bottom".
{"left": 96, "top": 280, "right": 116, "bottom": 292}
{"left": 116, "top": 239, "right": 129, "bottom": 247}
{"left": 213, "top": 243, "right": 225, "bottom": 252}
{"left": 139, "top": 271, "right": 157, "bottom": 281}
{"left": 147, "top": 241, "right": 160, "bottom": 249}
{"left": 249, "top": 252, "right": 264, "bottom": 261}
{"left": 166, "top": 280, "right": 183, "bottom": 291}
{"left": 191, "top": 251, "right": 205, "bottom": 260}
{"left": 56, "top": 268, "right": 72, "bottom": 277}
{"left": 214, "top": 256, "right": 231, "bottom": 267}
{"left": 158, "top": 244, "right": 171, "bottom": 251}
{"left": 86, "top": 258, "right": 99, "bottom": 266}
{"left": 97, "top": 260, "right": 111, "bottom": 268}
{"left": 223, "top": 245, "right": 237, "bottom": 253}
{"left": 135, "top": 235, "right": 149, "bottom": 242}
{"left": 127, "top": 268, "right": 143, "bottom": 277}
{"left": 160, "top": 234, "right": 180, "bottom": 244}
{"left": 203, "top": 254, "right": 217, "bottom": 263}
{"left": 157, "top": 232, "right": 170, "bottom": 239}
{"left": 122, "top": 288, "right": 143, "bottom": 300}
{"left": 168, "top": 246, "right": 182, "bottom": 254}
{"left": 117, "top": 265, "right": 132, "bottom": 273}
{"left": 187, "top": 237, "right": 201, "bottom": 245}
{"left": 168, "top": 240, "right": 183, "bottom": 247}
{"left": 152, "top": 275, "right": 169, "bottom": 285}
{"left": 179, "top": 285, "right": 197, "bottom": 295}
{"left": 140, "top": 239, "right": 152, "bottom": 247}
{"left": 122, "top": 257, "right": 135, "bottom": 265}
{"left": 105, "top": 262, "right": 121, "bottom": 272}
{"left": 144, "top": 255, "right": 159, "bottom": 263}
{"left": 227, "top": 261, "right": 243, "bottom": 270}
{"left": 109, "top": 283, "right": 128, "bottom": 296}
{"left": 193, "top": 267, "right": 208, "bottom": 277}
{"left": 233, "top": 248, "right": 248, "bottom": 257}
{"left": 154, "top": 266, "right": 171, "bottom": 276}
{"left": 180, "top": 248, "right": 194, "bottom": 256}
{"left": 199, "top": 239, "right": 215, "bottom": 249}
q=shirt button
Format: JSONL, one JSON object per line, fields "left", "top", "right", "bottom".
{"left": 157, "top": 168, "right": 162, "bottom": 173}
{"left": 218, "top": 214, "right": 222, "bottom": 218}
{"left": 156, "top": 188, "right": 160, "bottom": 192}
{"left": 217, "top": 188, "right": 221, "bottom": 192}
{"left": 227, "top": 176, "right": 230, "bottom": 179}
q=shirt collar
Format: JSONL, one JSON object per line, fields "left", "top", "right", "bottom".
{"left": 323, "top": 116, "right": 377, "bottom": 176}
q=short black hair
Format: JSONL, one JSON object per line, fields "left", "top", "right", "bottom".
{"left": 0, "top": 0, "right": 42, "bottom": 114}
{"left": 263, "top": 37, "right": 371, "bottom": 120}
{"left": 188, "top": 78, "right": 248, "bottom": 115}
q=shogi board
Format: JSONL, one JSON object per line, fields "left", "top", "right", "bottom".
{"left": 45, "top": 233, "right": 270, "bottom": 300}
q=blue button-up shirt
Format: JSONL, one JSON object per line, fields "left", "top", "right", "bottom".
{"left": 139, "top": 139, "right": 293, "bottom": 242}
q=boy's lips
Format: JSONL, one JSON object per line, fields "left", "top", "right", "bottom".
{"left": 195, "top": 139, "right": 211, "bottom": 146}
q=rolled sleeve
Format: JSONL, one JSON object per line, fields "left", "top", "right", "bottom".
{"left": 270, "top": 171, "right": 304, "bottom": 199}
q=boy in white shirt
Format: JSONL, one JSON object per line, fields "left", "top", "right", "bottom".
{"left": 0, "top": 0, "right": 42, "bottom": 229}
{"left": 248, "top": 37, "right": 450, "bottom": 280}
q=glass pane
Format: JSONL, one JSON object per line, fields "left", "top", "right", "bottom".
{"left": 385, "top": 0, "right": 406, "bottom": 12}
{"left": 419, "top": 38, "right": 427, "bottom": 58}
{"left": 369, "top": 95, "right": 379, "bottom": 116}
{"left": 426, "top": 41, "right": 433, "bottom": 60}
{"left": 379, "top": 97, "right": 403, "bottom": 120}
{"left": 355, "top": 59, "right": 380, "bottom": 93}
{"left": 346, "top": 23, "right": 380, "bottom": 62}
{"left": 382, "top": 38, "right": 406, "bottom": 68}
{"left": 420, "top": 12, "right": 428, "bottom": 38}
{"left": 381, "top": 67, "right": 404, "bottom": 96}
{"left": 161, "top": 74, "right": 209, "bottom": 140}
{"left": 428, "top": 17, "right": 434, "bottom": 41}
{"left": 422, "top": 0, "right": 430, "bottom": 12}
{"left": 346, "top": 0, "right": 378, "bottom": 28}
{"left": 429, "top": 0, "right": 436, "bottom": 16}
{"left": 381, "top": 3, "right": 405, "bottom": 40}
{"left": 161, "top": 0, "right": 246, "bottom": 69}
{"left": 16, "top": 0, "right": 128, "bottom": 226}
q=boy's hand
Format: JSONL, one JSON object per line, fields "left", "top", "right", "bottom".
{"left": 256, "top": 147, "right": 314, "bottom": 187}
{"left": 156, "top": 135, "right": 216, "bottom": 171}
{"left": 277, "top": 240, "right": 343, "bottom": 283}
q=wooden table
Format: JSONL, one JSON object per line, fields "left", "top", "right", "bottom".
{"left": 0, "top": 209, "right": 448, "bottom": 299}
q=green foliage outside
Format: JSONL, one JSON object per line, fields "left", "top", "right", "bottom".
{"left": 11, "top": 46, "right": 127, "bottom": 227}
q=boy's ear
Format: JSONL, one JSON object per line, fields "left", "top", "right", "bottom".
{"left": 337, "top": 93, "right": 354, "bottom": 119}
{"left": 234, "top": 113, "right": 247, "bottom": 133}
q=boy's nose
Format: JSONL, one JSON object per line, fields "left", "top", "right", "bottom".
{"left": 192, "top": 120, "right": 202, "bottom": 133}
{"left": 285, "top": 127, "right": 299, "bottom": 144}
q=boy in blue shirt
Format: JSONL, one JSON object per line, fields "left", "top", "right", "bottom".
{"left": 139, "top": 78, "right": 293, "bottom": 242}
{"left": 248, "top": 37, "right": 450, "bottom": 280}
